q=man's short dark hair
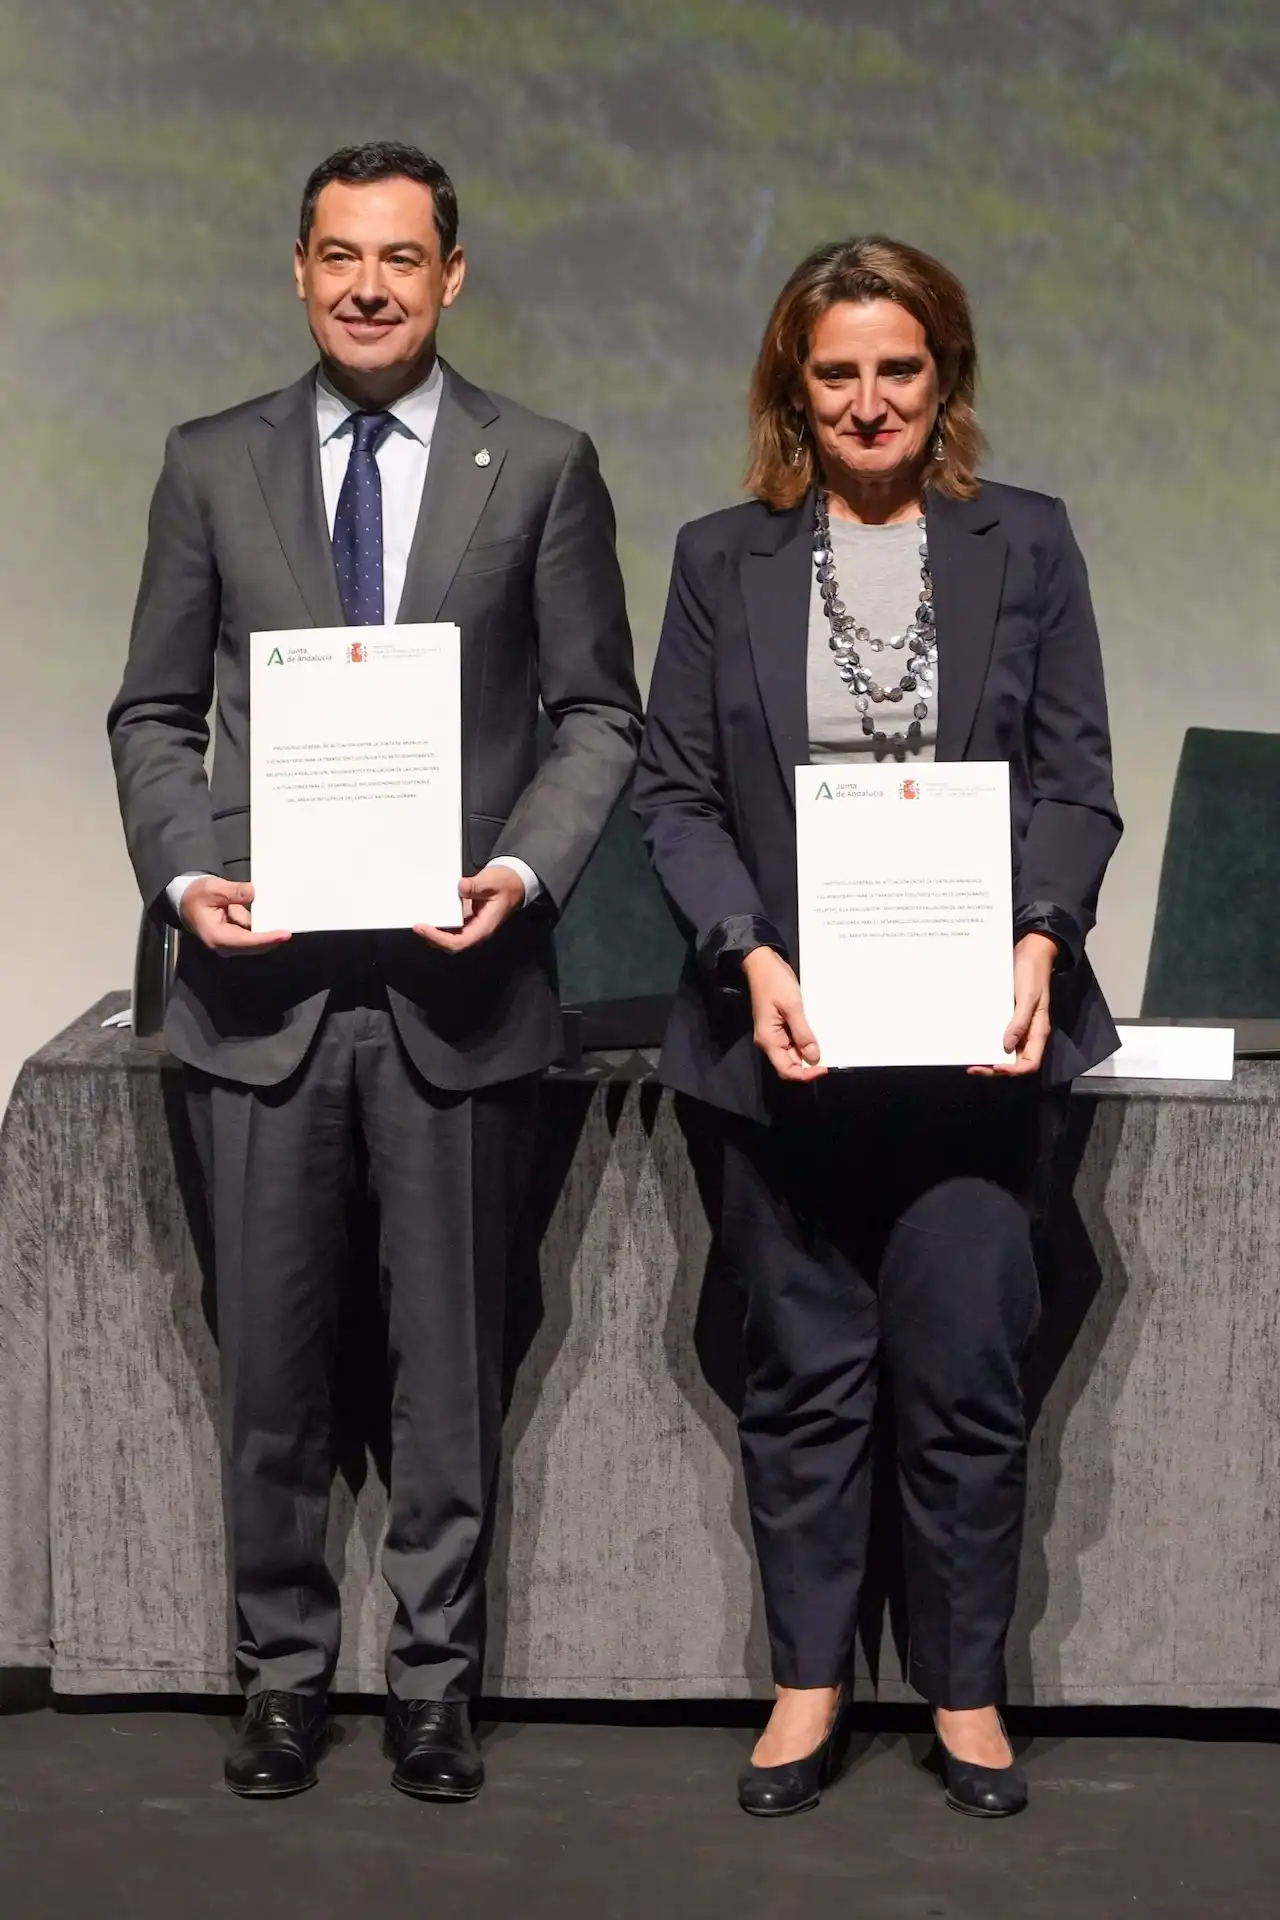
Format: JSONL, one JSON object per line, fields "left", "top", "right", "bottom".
{"left": 299, "top": 142, "right": 459, "bottom": 256}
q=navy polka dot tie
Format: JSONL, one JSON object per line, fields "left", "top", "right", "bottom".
{"left": 332, "top": 411, "right": 393, "bottom": 625}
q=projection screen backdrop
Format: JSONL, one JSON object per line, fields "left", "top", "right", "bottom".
{"left": 2, "top": 0, "right": 1278, "bottom": 1099}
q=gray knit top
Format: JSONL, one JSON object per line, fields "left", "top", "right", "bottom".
{"left": 807, "top": 515, "right": 938, "bottom": 765}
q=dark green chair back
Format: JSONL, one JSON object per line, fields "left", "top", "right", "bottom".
{"left": 1141, "top": 727, "right": 1280, "bottom": 1017}
{"left": 553, "top": 788, "right": 686, "bottom": 1014}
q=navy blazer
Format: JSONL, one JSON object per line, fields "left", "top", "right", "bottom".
{"left": 633, "top": 481, "right": 1123, "bottom": 1122}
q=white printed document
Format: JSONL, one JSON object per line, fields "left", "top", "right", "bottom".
{"left": 1083, "top": 1025, "right": 1235, "bottom": 1081}
{"left": 795, "top": 761, "right": 1015, "bottom": 1070}
{"left": 249, "top": 625, "right": 462, "bottom": 932}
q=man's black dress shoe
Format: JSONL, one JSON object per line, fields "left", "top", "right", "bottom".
{"left": 224, "top": 1690, "right": 331, "bottom": 1799}
{"left": 930, "top": 1713, "right": 1028, "bottom": 1818}
{"left": 737, "top": 1696, "right": 846, "bottom": 1818}
{"left": 385, "top": 1698, "right": 484, "bottom": 1802}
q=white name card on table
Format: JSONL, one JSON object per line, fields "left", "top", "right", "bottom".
{"left": 1083, "top": 1025, "right": 1236, "bottom": 1082}
{"left": 249, "top": 624, "right": 463, "bottom": 932}
{"left": 795, "top": 760, "right": 1015, "bottom": 1070}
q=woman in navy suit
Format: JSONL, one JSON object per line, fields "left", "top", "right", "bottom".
{"left": 633, "top": 236, "right": 1121, "bottom": 1819}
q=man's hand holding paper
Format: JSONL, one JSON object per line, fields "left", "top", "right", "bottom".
{"left": 414, "top": 862, "right": 527, "bottom": 953}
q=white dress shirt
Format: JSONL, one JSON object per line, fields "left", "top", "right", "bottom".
{"left": 168, "top": 361, "right": 538, "bottom": 920}
{"left": 315, "top": 360, "right": 441, "bottom": 625}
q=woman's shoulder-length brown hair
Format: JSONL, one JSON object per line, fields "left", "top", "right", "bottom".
{"left": 746, "top": 234, "right": 983, "bottom": 510}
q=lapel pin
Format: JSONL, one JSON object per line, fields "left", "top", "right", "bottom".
{"left": 474, "top": 447, "right": 491, "bottom": 467}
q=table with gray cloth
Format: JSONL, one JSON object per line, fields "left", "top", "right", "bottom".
{"left": 2, "top": 996, "right": 1278, "bottom": 1704}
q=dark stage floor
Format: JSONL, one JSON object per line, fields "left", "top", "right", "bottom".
{"left": 2, "top": 1701, "right": 1279, "bottom": 1918}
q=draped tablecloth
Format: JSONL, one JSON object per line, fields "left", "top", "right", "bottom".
{"left": 2, "top": 996, "right": 1279, "bottom": 1702}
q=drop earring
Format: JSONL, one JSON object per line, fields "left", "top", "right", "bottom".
{"left": 932, "top": 404, "right": 948, "bottom": 462}
{"left": 791, "top": 414, "right": 808, "bottom": 468}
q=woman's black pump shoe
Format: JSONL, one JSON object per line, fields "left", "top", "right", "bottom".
{"left": 737, "top": 1696, "right": 846, "bottom": 1817}
{"left": 930, "top": 1712, "right": 1027, "bottom": 1818}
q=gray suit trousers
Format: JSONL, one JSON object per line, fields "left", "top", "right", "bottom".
{"left": 185, "top": 958, "right": 537, "bottom": 1701}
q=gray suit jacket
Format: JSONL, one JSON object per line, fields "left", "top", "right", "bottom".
{"left": 108, "top": 361, "right": 642, "bottom": 1088}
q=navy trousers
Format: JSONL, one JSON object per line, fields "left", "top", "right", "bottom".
{"left": 716, "top": 1070, "right": 1063, "bottom": 1707}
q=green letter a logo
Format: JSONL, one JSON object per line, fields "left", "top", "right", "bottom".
{"left": 267, "top": 647, "right": 285, "bottom": 666}
{"left": 815, "top": 780, "right": 833, "bottom": 801}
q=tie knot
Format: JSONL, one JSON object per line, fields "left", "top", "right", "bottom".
{"left": 349, "top": 410, "right": 393, "bottom": 455}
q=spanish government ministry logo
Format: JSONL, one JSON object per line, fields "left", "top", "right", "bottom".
{"left": 347, "top": 642, "right": 366, "bottom": 664}
{"left": 900, "top": 779, "right": 920, "bottom": 800}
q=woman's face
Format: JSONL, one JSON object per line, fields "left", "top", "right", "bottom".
{"left": 797, "top": 298, "right": 944, "bottom": 492}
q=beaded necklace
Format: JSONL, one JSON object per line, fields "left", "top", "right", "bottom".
{"left": 812, "top": 492, "right": 936, "bottom": 745}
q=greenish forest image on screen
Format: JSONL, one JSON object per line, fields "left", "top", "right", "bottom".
{"left": 1, "top": 0, "right": 1277, "bottom": 1095}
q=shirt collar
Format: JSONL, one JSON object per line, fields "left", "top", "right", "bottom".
{"left": 315, "top": 358, "right": 445, "bottom": 447}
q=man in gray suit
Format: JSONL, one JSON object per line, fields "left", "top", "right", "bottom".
{"left": 108, "top": 142, "right": 640, "bottom": 1801}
